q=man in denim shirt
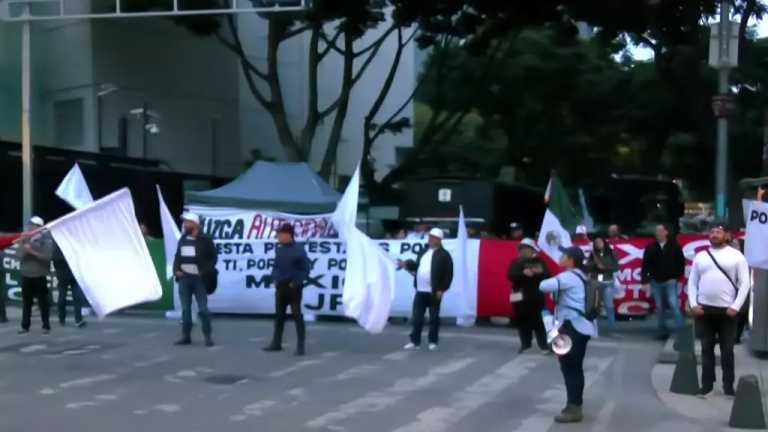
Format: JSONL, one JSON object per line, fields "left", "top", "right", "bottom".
{"left": 540, "top": 246, "right": 597, "bottom": 424}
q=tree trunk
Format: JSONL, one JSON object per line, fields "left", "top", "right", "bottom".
{"left": 266, "top": 18, "right": 303, "bottom": 160}
{"left": 299, "top": 24, "right": 322, "bottom": 158}
{"left": 319, "top": 31, "right": 354, "bottom": 181}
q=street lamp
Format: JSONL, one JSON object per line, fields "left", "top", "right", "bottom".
{"left": 708, "top": 2, "right": 740, "bottom": 221}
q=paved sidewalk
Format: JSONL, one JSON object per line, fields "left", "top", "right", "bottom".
{"left": 652, "top": 335, "right": 768, "bottom": 430}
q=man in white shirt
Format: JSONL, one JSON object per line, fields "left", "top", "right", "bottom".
{"left": 399, "top": 228, "right": 454, "bottom": 351}
{"left": 687, "top": 223, "right": 750, "bottom": 397}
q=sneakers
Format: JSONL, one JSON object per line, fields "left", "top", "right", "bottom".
{"left": 174, "top": 338, "right": 192, "bottom": 346}
{"left": 697, "top": 386, "right": 714, "bottom": 398}
{"left": 428, "top": 343, "right": 438, "bottom": 352}
{"left": 554, "top": 405, "right": 583, "bottom": 423}
{"left": 263, "top": 345, "right": 282, "bottom": 352}
{"left": 403, "top": 343, "right": 420, "bottom": 351}
{"left": 75, "top": 321, "right": 87, "bottom": 329}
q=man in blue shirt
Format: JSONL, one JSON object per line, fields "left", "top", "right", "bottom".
{"left": 264, "top": 223, "right": 311, "bottom": 356}
{"left": 539, "top": 246, "right": 596, "bottom": 424}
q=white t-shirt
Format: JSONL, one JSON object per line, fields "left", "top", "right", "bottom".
{"left": 416, "top": 249, "right": 435, "bottom": 293}
{"left": 687, "top": 246, "right": 750, "bottom": 310}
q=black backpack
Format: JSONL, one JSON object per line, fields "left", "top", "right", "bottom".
{"left": 571, "top": 271, "right": 601, "bottom": 321}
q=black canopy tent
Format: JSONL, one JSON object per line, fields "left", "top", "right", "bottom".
{"left": 185, "top": 161, "right": 340, "bottom": 214}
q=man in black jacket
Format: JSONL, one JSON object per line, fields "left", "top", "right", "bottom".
{"left": 641, "top": 224, "right": 686, "bottom": 339}
{"left": 400, "top": 228, "right": 454, "bottom": 351}
{"left": 53, "top": 242, "right": 86, "bottom": 328}
{"left": 173, "top": 212, "right": 218, "bottom": 347}
{"left": 507, "top": 238, "right": 550, "bottom": 353}
{"left": 264, "top": 223, "right": 311, "bottom": 356}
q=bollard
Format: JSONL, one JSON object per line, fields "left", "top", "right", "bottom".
{"left": 673, "top": 323, "right": 695, "bottom": 354}
{"left": 729, "top": 375, "right": 767, "bottom": 429}
{"left": 670, "top": 351, "right": 700, "bottom": 395}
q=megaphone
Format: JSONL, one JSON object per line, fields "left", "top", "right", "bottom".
{"left": 550, "top": 333, "right": 573, "bottom": 356}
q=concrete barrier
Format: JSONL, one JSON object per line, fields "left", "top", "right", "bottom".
{"left": 729, "top": 375, "right": 767, "bottom": 429}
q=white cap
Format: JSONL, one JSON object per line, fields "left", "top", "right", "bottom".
{"left": 428, "top": 228, "right": 444, "bottom": 239}
{"left": 181, "top": 212, "right": 200, "bottom": 225}
{"left": 29, "top": 216, "right": 44, "bottom": 226}
{"left": 518, "top": 238, "right": 540, "bottom": 252}
{"left": 575, "top": 225, "right": 588, "bottom": 235}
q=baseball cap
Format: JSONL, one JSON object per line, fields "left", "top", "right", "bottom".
{"left": 559, "top": 246, "right": 585, "bottom": 263}
{"left": 181, "top": 212, "right": 200, "bottom": 225}
{"left": 428, "top": 228, "right": 444, "bottom": 239}
{"left": 518, "top": 238, "right": 540, "bottom": 252}
{"left": 575, "top": 225, "right": 588, "bottom": 235}
{"left": 29, "top": 216, "right": 44, "bottom": 226}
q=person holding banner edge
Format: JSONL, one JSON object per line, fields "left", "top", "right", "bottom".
{"left": 173, "top": 212, "right": 218, "bottom": 347}
{"left": 264, "top": 223, "right": 311, "bottom": 356}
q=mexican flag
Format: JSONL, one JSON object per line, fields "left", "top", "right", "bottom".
{"left": 538, "top": 175, "right": 581, "bottom": 261}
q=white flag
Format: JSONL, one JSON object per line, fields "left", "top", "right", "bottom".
{"left": 47, "top": 188, "right": 162, "bottom": 318}
{"left": 745, "top": 200, "right": 768, "bottom": 270}
{"left": 331, "top": 165, "right": 396, "bottom": 333}
{"left": 451, "top": 207, "right": 476, "bottom": 327}
{"left": 157, "top": 186, "right": 181, "bottom": 280}
{"left": 55, "top": 163, "right": 94, "bottom": 209}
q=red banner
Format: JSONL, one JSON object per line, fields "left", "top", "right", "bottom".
{"left": 476, "top": 236, "right": 712, "bottom": 318}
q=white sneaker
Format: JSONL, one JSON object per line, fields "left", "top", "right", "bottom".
{"left": 403, "top": 343, "right": 420, "bottom": 350}
{"left": 428, "top": 343, "right": 438, "bottom": 351}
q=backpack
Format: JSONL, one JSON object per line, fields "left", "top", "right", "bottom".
{"left": 571, "top": 271, "right": 601, "bottom": 321}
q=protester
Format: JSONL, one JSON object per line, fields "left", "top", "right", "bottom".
{"left": 401, "top": 228, "right": 454, "bottom": 351}
{"left": 608, "top": 224, "right": 627, "bottom": 241}
{"left": 264, "top": 223, "right": 311, "bottom": 356}
{"left": 507, "top": 238, "right": 550, "bottom": 353}
{"left": 509, "top": 222, "right": 525, "bottom": 241}
{"left": 641, "top": 224, "right": 686, "bottom": 339}
{"left": 406, "top": 223, "right": 429, "bottom": 240}
{"left": 53, "top": 242, "right": 86, "bottom": 328}
{"left": 18, "top": 217, "right": 54, "bottom": 335}
{"left": 586, "top": 236, "right": 619, "bottom": 334}
{"left": 573, "top": 225, "right": 589, "bottom": 242}
{"left": 539, "top": 246, "right": 596, "bottom": 424}
{"left": 173, "top": 212, "right": 218, "bottom": 347}
{"left": 687, "top": 223, "right": 750, "bottom": 397}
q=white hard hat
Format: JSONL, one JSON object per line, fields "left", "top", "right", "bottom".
{"left": 428, "top": 227, "right": 444, "bottom": 239}
{"left": 29, "top": 216, "right": 45, "bottom": 226}
{"left": 181, "top": 212, "right": 200, "bottom": 225}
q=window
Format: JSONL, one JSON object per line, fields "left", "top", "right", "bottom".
{"left": 54, "top": 98, "right": 84, "bottom": 148}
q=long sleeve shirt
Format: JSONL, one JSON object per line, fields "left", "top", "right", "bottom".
{"left": 641, "top": 241, "right": 686, "bottom": 284}
{"left": 539, "top": 269, "right": 598, "bottom": 337}
{"left": 19, "top": 232, "right": 53, "bottom": 278}
{"left": 687, "top": 246, "right": 750, "bottom": 310}
{"left": 271, "top": 242, "right": 310, "bottom": 287}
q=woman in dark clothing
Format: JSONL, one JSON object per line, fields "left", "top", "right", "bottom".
{"left": 586, "top": 236, "right": 619, "bottom": 334}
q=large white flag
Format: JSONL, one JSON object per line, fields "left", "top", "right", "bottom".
{"left": 157, "top": 186, "right": 181, "bottom": 279}
{"left": 55, "top": 163, "right": 94, "bottom": 209}
{"left": 450, "top": 206, "right": 475, "bottom": 326}
{"left": 332, "top": 166, "right": 396, "bottom": 333}
{"left": 47, "top": 188, "right": 162, "bottom": 318}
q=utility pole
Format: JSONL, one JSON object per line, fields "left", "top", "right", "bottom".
{"left": 714, "top": 0, "right": 735, "bottom": 222}
{"left": 21, "top": 4, "right": 32, "bottom": 225}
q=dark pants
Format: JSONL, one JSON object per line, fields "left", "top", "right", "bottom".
{"left": 21, "top": 276, "right": 50, "bottom": 331}
{"left": 410, "top": 291, "right": 442, "bottom": 346}
{"left": 558, "top": 321, "right": 591, "bottom": 406}
{"left": 269, "top": 281, "right": 305, "bottom": 349}
{"left": 57, "top": 277, "right": 84, "bottom": 324}
{"left": 697, "top": 306, "right": 737, "bottom": 390}
{"left": 179, "top": 275, "right": 212, "bottom": 340}
{"left": 517, "top": 302, "right": 547, "bottom": 350}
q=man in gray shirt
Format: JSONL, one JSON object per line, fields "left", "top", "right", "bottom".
{"left": 18, "top": 216, "right": 53, "bottom": 335}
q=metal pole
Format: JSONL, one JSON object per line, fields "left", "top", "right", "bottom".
{"left": 21, "top": 13, "right": 32, "bottom": 226}
{"left": 715, "top": 0, "right": 731, "bottom": 221}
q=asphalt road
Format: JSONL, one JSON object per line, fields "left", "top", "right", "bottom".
{"left": 0, "top": 309, "right": 737, "bottom": 432}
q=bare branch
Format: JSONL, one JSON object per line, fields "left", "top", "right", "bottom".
{"left": 281, "top": 24, "right": 311, "bottom": 42}
{"left": 219, "top": 15, "right": 270, "bottom": 81}
{"left": 352, "top": 25, "right": 398, "bottom": 85}
{"left": 354, "top": 23, "right": 396, "bottom": 58}
{"left": 319, "top": 28, "right": 343, "bottom": 60}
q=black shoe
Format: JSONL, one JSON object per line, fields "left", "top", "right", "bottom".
{"left": 263, "top": 345, "right": 282, "bottom": 352}
{"left": 174, "top": 338, "right": 191, "bottom": 346}
{"left": 75, "top": 321, "right": 87, "bottom": 328}
{"left": 205, "top": 339, "right": 215, "bottom": 348}
{"left": 724, "top": 386, "right": 736, "bottom": 397}
{"left": 42, "top": 328, "right": 51, "bottom": 336}
{"left": 518, "top": 346, "right": 531, "bottom": 354}
{"left": 655, "top": 333, "right": 669, "bottom": 341}
{"left": 59, "top": 320, "right": 66, "bottom": 327}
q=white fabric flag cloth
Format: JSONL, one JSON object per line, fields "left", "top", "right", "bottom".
{"left": 451, "top": 206, "right": 475, "bottom": 327}
{"left": 332, "top": 165, "right": 396, "bottom": 333}
{"left": 55, "top": 163, "right": 94, "bottom": 209}
{"left": 47, "top": 188, "right": 162, "bottom": 318}
{"left": 745, "top": 200, "right": 768, "bottom": 270}
{"left": 157, "top": 186, "right": 181, "bottom": 280}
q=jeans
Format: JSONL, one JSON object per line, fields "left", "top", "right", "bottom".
{"left": 599, "top": 282, "right": 616, "bottom": 330}
{"left": 269, "top": 281, "right": 305, "bottom": 350}
{"left": 410, "top": 291, "right": 442, "bottom": 345}
{"left": 21, "top": 276, "right": 50, "bottom": 331}
{"left": 57, "top": 277, "right": 84, "bottom": 324}
{"left": 558, "top": 321, "right": 591, "bottom": 406}
{"left": 697, "top": 306, "right": 737, "bottom": 390}
{"left": 651, "top": 280, "right": 684, "bottom": 334}
{"left": 516, "top": 302, "right": 548, "bottom": 350}
{"left": 179, "top": 275, "right": 211, "bottom": 340}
